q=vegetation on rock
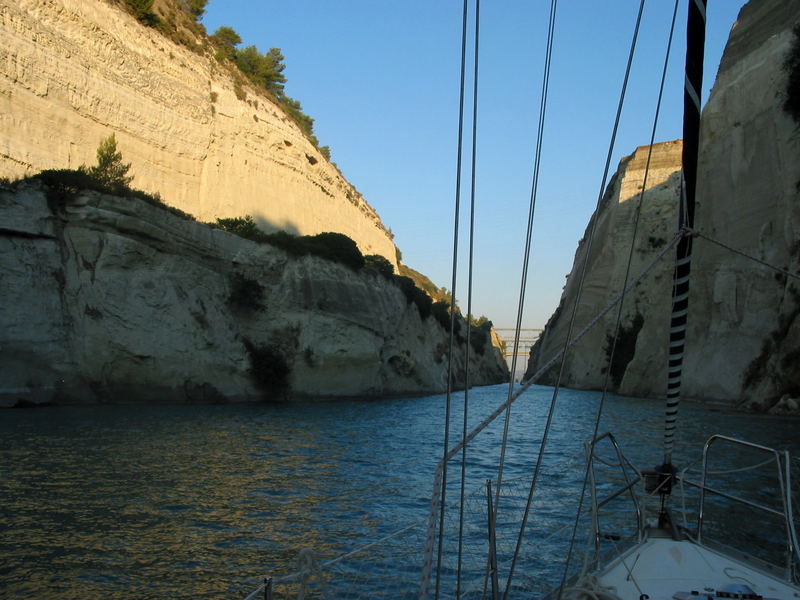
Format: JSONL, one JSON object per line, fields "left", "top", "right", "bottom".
{"left": 87, "top": 134, "right": 133, "bottom": 192}
{"left": 23, "top": 136, "right": 194, "bottom": 221}
{"left": 214, "top": 216, "right": 364, "bottom": 270}
{"left": 364, "top": 254, "right": 395, "bottom": 278}
{"left": 228, "top": 273, "right": 265, "bottom": 313}
{"left": 209, "top": 25, "right": 325, "bottom": 149}
{"left": 125, "top": 0, "right": 159, "bottom": 26}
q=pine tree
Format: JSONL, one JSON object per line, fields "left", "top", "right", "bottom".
{"left": 88, "top": 134, "right": 133, "bottom": 191}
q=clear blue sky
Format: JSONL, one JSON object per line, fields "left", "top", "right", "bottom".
{"left": 202, "top": 1, "right": 746, "bottom": 331}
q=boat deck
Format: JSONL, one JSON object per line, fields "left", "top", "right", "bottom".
{"left": 594, "top": 535, "right": 798, "bottom": 600}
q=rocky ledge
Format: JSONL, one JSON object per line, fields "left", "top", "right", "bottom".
{"left": 0, "top": 180, "right": 508, "bottom": 407}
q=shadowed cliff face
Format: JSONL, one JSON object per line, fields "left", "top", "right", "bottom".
{"left": 523, "top": 141, "right": 682, "bottom": 396}
{"left": 685, "top": 0, "right": 800, "bottom": 413}
{"left": 0, "top": 182, "right": 508, "bottom": 407}
{"left": 525, "top": 0, "right": 800, "bottom": 414}
{"left": 0, "top": 0, "right": 397, "bottom": 267}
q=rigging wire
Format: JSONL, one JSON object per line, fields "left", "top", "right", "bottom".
{"left": 457, "top": 0, "right": 481, "bottom": 596}
{"left": 433, "top": 1, "right": 470, "bottom": 597}
{"left": 491, "top": 0, "right": 560, "bottom": 570}
{"left": 694, "top": 231, "right": 800, "bottom": 281}
{"left": 417, "top": 228, "right": 680, "bottom": 597}
{"left": 496, "top": 0, "right": 560, "bottom": 595}
{"left": 557, "top": 1, "right": 681, "bottom": 590}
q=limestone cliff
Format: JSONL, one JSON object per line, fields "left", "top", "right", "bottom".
{"left": 525, "top": 0, "right": 800, "bottom": 414}
{"left": 685, "top": 0, "right": 800, "bottom": 412}
{"left": 523, "top": 141, "right": 682, "bottom": 396}
{"left": 0, "top": 180, "right": 508, "bottom": 407}
{"left": 0, "top": 0, "right": 398, "bottom": 266}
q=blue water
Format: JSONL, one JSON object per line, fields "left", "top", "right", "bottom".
{"left": 1, "top": 385, "right": 797, "bottom": 598}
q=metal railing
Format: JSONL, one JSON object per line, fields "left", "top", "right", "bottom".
{"left": 682, "top": 435, "right": 800, "bottom": 583}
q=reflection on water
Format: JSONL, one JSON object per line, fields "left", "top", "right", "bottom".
{"left": 0, "top": 385, "right": 797, "bottom": 598}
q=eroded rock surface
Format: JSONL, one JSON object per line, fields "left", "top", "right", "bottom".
{"left": 0, "top": 182, "right": 508, "bottom": 407}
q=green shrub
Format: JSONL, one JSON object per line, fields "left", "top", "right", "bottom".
{"left": 31, "top": 167, "right": 195, "bottom": 221}
{"left": 229, "top": 273, "right": 265, "bottom": 313}
{"left": 431, "top": 300, "right": 452, "bottom": 331}
{"left": 302, "top": 232, "right": 364, "bottom": 270}
{"left": 215, "top": 216, "right": 364, "bottom": 270}
{"left": 215, "top": 215, "right": 269, "bottom": 242}
{"left": 469, "top": 323, "right": 490, "bottom": 355}
{"left": 393, "top": 275, "right": 433, "bottom": 320}
{"left": 364, "top": 254, "right": 395, "bottom": 278}
{"left": 125, "top": 0, "right": 160, "bottom": 26}
{"left": 243, "top": 339, "right": 291, "bottom": 399}
{"left": 183, "top": 0, "right": 207, "bottom": 21}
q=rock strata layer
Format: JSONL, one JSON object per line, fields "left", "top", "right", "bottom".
{"left": 525, "top": 0, "right": 800, "bottom": 414}
{"left": 0, "top": 0, "right": 398, "bottom": 266}
{"left": 0, "top": 182, "right": 508, "bottom": 407}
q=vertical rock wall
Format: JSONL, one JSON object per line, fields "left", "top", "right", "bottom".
{"left": 523, "top": 142, "right": 682, "bottom": 396}
{"left": 684, "top": 0, "right": 800, "bottom": 410}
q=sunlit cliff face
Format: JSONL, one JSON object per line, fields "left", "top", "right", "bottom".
{"left": 0, "top": 0, "right": 398, "bottom": 267}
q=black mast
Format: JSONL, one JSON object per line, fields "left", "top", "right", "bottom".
{"left": 663, "top": 0, "right": 706, "bottom": 468}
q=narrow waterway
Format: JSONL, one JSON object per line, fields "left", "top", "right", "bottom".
{"left": 1, "top": 384, "right": 797, "bottom": 598}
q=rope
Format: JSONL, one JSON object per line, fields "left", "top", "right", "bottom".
{"left": 433, "top": 1, "right": 470, "bottom": 597}
{"left": 694, "top": 231, "right": 800, "bottom": 281}
{"left": 517, "top": 230, "right": 682, "bottom": 405}
{"left": 458, "top": 2, "right": 481, "bottom": 596}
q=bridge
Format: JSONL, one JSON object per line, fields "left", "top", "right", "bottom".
{"left": 493, "top": 328, "right": 543, "bottom": 360}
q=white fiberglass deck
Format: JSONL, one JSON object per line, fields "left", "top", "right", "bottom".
{"left": 594, "top": 534, "right": 799, "bottom": 600}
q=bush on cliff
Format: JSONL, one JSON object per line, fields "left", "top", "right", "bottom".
{"left": 364, "top": 254, "right": 395, "bottom": 279}
{"left": 125, "top": 0, "right": 160, "bottom": 26}
{"left": 215, "top": 216, "right": 365, "bottom": 270}
{"left": 31, "top": 167, "right": 196, "bottom": 221}
{"left": 208, "top": 26, "right": 325, "bottom": 151}
{"left": 215, "top": 216, "right": 269, "bottom": 242}
{"left": 469, "top": 323, "right": 491, "bottom": 356}
{"left": 229, "top": 273, "right": 265, "bottom": 313}
{"left": 393, "top": 275, "right": 433, "bottom": 320}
